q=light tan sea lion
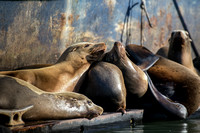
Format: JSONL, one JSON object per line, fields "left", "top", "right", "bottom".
{"left": 0, "top": 75, "right": 103, "bottom": 126}
{"left": 0, "top": 42, "right": 106, "bottom": 92}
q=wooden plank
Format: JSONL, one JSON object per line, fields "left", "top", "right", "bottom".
{"left": 0, "top": 109, "right": 143, "bottom": 133}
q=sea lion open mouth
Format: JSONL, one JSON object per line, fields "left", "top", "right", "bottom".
{"left": 91, "top": 43, "right": 107, "bottom": 55}
{"left": 87, "top": 43, "right": 107, "bottom": 62}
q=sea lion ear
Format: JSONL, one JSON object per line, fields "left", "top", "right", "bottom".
{"left": 71, "top": 47, "right": 79, "bottom": 52}
{"left": 185, "top": 31, "right": 189, "bottom": 36}
{"left": 185, "top": 31, "right": 192, "bottom": 41}
{"left": 72, "top": 48, "right": 77, "bottom": 52}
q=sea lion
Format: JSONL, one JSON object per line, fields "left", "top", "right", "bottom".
{"left": 0, "top": 42, "right": 106, "bottom": 92}
{"left": 168, "top": 30, "right": 198, "bottom": 75}
{"left": 103, "top": 42, "right": 148, "bottom": 99}
{"left": 78, "top": 62, "right": 126, "bottom": 113}
{"left": 147, "top": 57, "right": 200, "bottom": 116}
{"left": 0, "top": 75, "right": 103, "bottom": 126}
{"left": 126, "top": 44, "right": 200, "bottom": 118}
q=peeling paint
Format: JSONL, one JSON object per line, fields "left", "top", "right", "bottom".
{"left": 0, "top": 0, "right": 200, "bottom": 70}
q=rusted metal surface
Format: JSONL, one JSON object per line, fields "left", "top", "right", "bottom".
{"left": 0, "top": 0, "right": 199, "bottom": 70}
{"left": 0, "top": 109, "right": 143, "bottom": 133}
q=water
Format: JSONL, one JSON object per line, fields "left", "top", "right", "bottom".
{"left": 91, "top": 119, "right": 200, "bottom": 133}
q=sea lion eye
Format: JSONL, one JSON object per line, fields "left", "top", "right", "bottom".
{"left": 87, "top": 100, "right": 92, "bottom": 106}
{"left": 84, "top": 44, "right": 90, "bottom": 48}
{"left": 72, "top": 47, "right": 77, "bottom": 52}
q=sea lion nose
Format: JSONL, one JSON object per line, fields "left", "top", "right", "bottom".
{"left": 96, "top": 42, "right": 106, "bottom": 49}
{"left": 114, "top": 41, "right": 122, "bottom": 47}
{"left": 97, "top": 42, "right": 106, "bottom": 46}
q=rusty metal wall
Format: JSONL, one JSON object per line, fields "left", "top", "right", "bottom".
{"left": 0, "top": 0, "right": 199, "bottom": 70}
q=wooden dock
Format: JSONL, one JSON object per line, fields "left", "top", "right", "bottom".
{"left": 0, "top": 109, "right": 143, "bottom": 133}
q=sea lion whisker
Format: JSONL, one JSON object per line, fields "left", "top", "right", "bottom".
{"left": 125, "top": 49, "right": 130, "bottom": 56}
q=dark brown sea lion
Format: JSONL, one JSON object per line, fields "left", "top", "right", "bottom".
{"left": 147, "top": 57, "right": 200, "bottom": 116}
{"left": 0, "top": 75, "right": 103, "bottom": 126}
{"left": 168, "top": 30, "right": 198, "bottom": 75}
{"left": 126, "top": 44, "right": 200, "bottom": 119}
{"left": 0, "top": 42, "right": 106, "bottom": 92}
{"left": 103, "top": 42, "right": 148, "bottom": 99}
{"left": 78, "top": 62, "right": 126, "bottom": 113}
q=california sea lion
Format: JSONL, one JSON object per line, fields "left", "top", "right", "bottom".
{"left": 78, "top": 62, "right": 126, "bottom": 113}
{"left": 0, "top": 75, "right": 103, "bottom": 125}
{"left": 126, "top": 44, "right": 200, "bottom": 118}
{"left": 168, "top": 30, "right": 198, "bottom": 75}
{"left": 0, "top": 42, "right": 106, "bottom": 92}
{"left": 103, "top": 42, "right": 148, "bottom": 99}
{"left": 148, "top": 57, "right": 200, "bottom": 116}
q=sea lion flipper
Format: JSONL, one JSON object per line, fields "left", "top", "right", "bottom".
{"left": 0, "top": 105, "right": 33, "bottom": 126}
{"left": 126, "top": 44, "right": 159, "bottom": 71}
{"left": 145, "top": 72, "right": 188, "bottom": 119}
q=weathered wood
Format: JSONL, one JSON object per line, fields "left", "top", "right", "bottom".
{"left": 0, "top": 105, "right": 33, "bottom": 126}
{"left": 0, "top": 109, "right": 143, "bottom": 133}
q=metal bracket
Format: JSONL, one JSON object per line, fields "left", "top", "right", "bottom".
{"left": 0, "top": 105, "right": 33, "bottom": 126}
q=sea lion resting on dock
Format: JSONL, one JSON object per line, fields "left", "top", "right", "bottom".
{"left": 104, "top": 42, "right": 148, "bottom": 99}
{"left": 78, "top": 62, "right": 127, "bottom": 113}
{"left": 126, "top": 44, "right": 200, "bottom": 119}
{"left": 0, "top": 42, "right": 106, "bottom": 92}
{"left": 0, "top": 75, "right": 103, "bottom": 126}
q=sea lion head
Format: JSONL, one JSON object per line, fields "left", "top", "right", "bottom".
{"left": 57, "top": 42, "right": 107, "bottom": 63}
{"left": 168, "top": 30, "right": 192, "bottom": 48}
{"left": 54, "top": 92, "right": 104, "bottom": 119}
{"left": 104, "top": 41, "right": 127, "bottom": 63}
{"left": 168, "top": 30, "right": 196, "bottom": 73}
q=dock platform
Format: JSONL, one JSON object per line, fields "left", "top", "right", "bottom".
{"left": 0, "top": 109, "right": 143, "bottom": 133}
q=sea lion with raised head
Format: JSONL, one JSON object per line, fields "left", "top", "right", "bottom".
{"left": 103, "top": 42, "right": 148, "bottom": 109}
{"left": 126, "top": 44, "right": 200, "bottom": 119}
{"left": 0, "top": 42, "right": 106, "bottom": 92}
{"left": 78, "top": 62, "right": 126, "bottom": 113}
{"left": 168, "top": 30, "right": 198, "bottom": 75}
{"left": 103, "top": 42, "right": 148, "bottom": 99}
{"left": 0, "top": 75, "right": 103, "bottom": 126}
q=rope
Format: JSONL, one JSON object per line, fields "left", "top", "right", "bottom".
{"left": 172, "top": 0, "right": 199, "bottom": 57}
{"left": 120, "top": 0, "right": 139, "bottom": 45}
